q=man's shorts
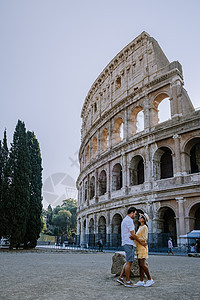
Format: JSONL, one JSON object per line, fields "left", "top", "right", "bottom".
{"left": 123, "top": 244, "right": 136, "bottom": 262}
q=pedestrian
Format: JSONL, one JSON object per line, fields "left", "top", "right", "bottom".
{"left": 98, "top": 239, "right": 103, "bottom": 252}
{"left": 168, "top": 237, "right": 174, "bottom": 255}
{"left": 195, "top": 239, "right": 200, "bottom": 253}
{"left": 132, "top": 213, "right": 154, "bottom": 287}
{"left": 190, "top": 243, "right": 196, "bottom": 253}
{"left": 117, "top": 207, "right": 147, "bottom": 287}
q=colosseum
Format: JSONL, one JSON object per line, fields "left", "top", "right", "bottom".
{"left": 76, "top": 31, "right": 200, "bottom": 251}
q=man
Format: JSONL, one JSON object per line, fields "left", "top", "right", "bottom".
{"left": 117, "top": 207, "right": 147, "bottom": 287}
{"left": 168, "top": 237, "right": 174, "bottom": 255}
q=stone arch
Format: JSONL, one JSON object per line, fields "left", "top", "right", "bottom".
{"left": 153, "top": 147, "right": 173, "bottom": 180}
{"left": 89, "top": 176, "right": 95, "bottom": 199}
{"left": 111, "top": 213, "right": 122, "bottom": 247}
{"left": 156, "top": 206, "right": 177, "bottom": 247}
{"left": 112, "top": 163, "right": 122, "bottom": 191}
{"left": 85, "top": 145, "right": 90, "bottom": 165}
{"left": 98, "top": 216, "right": 106, "bottom": 245}
{"left": 188, "top": 202, "right": 200, "bottom": 231}
{"left": 101, "top": 128, "right": 109, "bottom": 152}
{"left": 113, "top": 117, "right": 123, "bottom": 145}
{"left": 152, "top": 92, "right": 171, "bottom": 125}
{"left": 92, "top": 137, "right": 97, "bottom": 158}
{"left": 88, "top": 218, "right": 95, "bottom": 247}
{"left": 99, "top": 170, "right": 107, "bottom": 196}
{"left": 129, "top": 155, "right": 144, "bottom": 185}
{"left": 129, "top": 106, "right": 144, "bottom": 135}
{"left": 183, "top": 137, "right": 200, "bottom": 174}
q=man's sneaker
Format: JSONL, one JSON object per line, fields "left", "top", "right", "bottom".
{"left": 133, "top": 280, "right": 144, "bottom": 287}
{"left": 117, "top": 277, "right": 124, "bottom": 285}
{"left": 124, "top": 281, "right": 133, "bottom": 287}
{"left": 144, "top": 279, "right": 154, "bottom": 287}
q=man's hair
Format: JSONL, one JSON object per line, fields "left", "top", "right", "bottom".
{"left": 127, "top": 207, "right": 137, "bottom": 214}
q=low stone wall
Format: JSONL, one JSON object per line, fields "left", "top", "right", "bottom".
{"left": 111, "top": 251, "right": 140, "bottom": 277}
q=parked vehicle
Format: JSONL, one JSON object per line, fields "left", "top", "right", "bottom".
{"left": 1, "top": 238, "right": 10, "bottom": 247}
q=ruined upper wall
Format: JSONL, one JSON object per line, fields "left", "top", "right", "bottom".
{"left": 80, "top": 32, "right": 193, "bottom": 140}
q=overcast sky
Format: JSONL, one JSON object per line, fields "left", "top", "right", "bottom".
{"left": 1, "top": 0, "right": 200, "bottom": 208}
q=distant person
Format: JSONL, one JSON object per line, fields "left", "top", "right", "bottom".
{"left": 117, "top": 207, "right": 147, "bottom": 287}
{"left": 195, "top": 239, "right": 200, "bottom": 253}
{"left": 131, "top": 213, "right": 154, "bottom": 287}
{"left": 98, "top": 239, "right": 103, "bottom": 252}
{"left": 190, "top": 243, "right": 196, "bottom": 253}
{"left": 168, "top": 237, "right": 174, "bottom": 255}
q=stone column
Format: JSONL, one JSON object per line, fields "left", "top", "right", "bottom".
{"left": 76, "top": 218, "right": 81, "bottom": 245}
{"left": 122, "top": 153, "right": 128, "bottom": 194}
{"left": 143, "top": 96, "right": 151, "bottom": 130}
{"left": 94, "top": 213, "right": 98, "bottom": 244}
{"left": 106, "top": 211, "right": 111, "bottom": 247}
{"left": 144, "top": 144, "right": 152, "bottom": 190}
{"left": 124, "top": 107, "right": 128, "bottom": 141}
{"left": 170, "top": 79, "right": 183, "bottom": 118}
{"left": 85, "top": 215, "right": 89, "bottom": 247}
{"left": 97, "top": 128, "right": 100, "bottom": 156}
{"left": 173, "top": 134, "right": 182, "bottom": 177}
{"left": 95, "top": 168, "right": 98, "bottom": 203}
{"left": 107, "top": 161, "right": 111, "bottom": 198}
{"left": 80, "top": 217, "right": 85, "bottom": 246}
{"left": 108, "top": 119, "right": 112, "bottom": 149}
{"left": 176, "top": 197, "right": 186, "bottom": 246}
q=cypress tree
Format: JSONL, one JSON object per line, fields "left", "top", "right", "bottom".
{"left": 0, "top": 130, "right": 9, "bottom": 238}
{"left": 24, "top": 131, "right": 42, "bottom": 248}
{"left": 9, "top": 121, "right": 30, "bottom": 249}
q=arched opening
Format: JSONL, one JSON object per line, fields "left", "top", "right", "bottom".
{"left": 92, "top": 137, "right": 97, "bottom": 159}
{"left": 112, "top": 163, "right": 122, "bottom": 191}
{"left": 113, "top": 118, "right": 123, "bottom": 145}
{"left": 84, "top": 181, "right": 87, "bottom": 201}
{"left": 153, "top": 147, "right": 173, "bottom": 180}
{"left": 85, "top": 145, "right": 90, "bottom": 165}
{"left": 188, "top": 203, "right": 200, "bottom": 231}
{"left": 152, "top": 93, "right": 171, "bottom": 126}
{"left": 161, "top": 148, "right": 173, "bottom": 179}
{"left": 190, "top": 142, "right": 200, "bottom": 174}
{"left": 89, "top": 176, "right": 95, "bottom": 199}
{"left": 89, "top": 218, "right": 95, "bottom": 247}
{"left": 129, "top": 106, "right": 144, "bottom": 135}
{"left": 158, "top": 97, "right": 171, "bottom": 123}
{"left": 116, "top": 76, "right": 121, "bottom": 89}
{"left": 101, "top": 128, "right": 109, "bottom": 152}
{"left": 136, "top": 110, "right": 144, "bottom": 132}
{"left": 129, "top": 155, "right": 144, "bottom": 185}
{"left": 111, "top": 214, "right": 122, "bottom": 247}
{"left": 157, "top": 207, "right": 177, "bottom": 248}
{"left": 99, "top": 170, "right": 107, "bottom": 196}
{"left": 98, "top": 216, "right": 106, "bottom": 246}
{"left": 184, "top": 138, "right": 200, "bottom": 174}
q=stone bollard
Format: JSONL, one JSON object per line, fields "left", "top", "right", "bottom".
{"left": 111, "top": 251, "right": 140, "bottom": 277}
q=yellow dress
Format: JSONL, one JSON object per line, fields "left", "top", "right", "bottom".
{"left": 135, "top": 225, "right": 148, "bottom": 259}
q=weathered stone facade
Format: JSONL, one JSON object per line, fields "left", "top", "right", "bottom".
{"left": 76, "top": 32, "right": 200, "bottom": 250}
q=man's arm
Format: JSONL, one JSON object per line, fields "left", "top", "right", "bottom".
{"left": 130, "top": 230, "right": 147, "bottom": 247}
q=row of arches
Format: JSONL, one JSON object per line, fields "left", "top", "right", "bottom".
{"left": 81, "top": 141, "right": 200, "bottom": 201}
{"left": 79, "top": 202, "right": 200, "bottom": 248}
{"left": 83, "top": 95, "right": 171, "bottom": 167}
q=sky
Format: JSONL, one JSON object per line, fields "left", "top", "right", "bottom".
{"left": 1, "top": 0, "right": 200, "bottom": 208}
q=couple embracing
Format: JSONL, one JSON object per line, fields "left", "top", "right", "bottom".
{"left": 117, "top": 207, "right": 154, "bottom": 288}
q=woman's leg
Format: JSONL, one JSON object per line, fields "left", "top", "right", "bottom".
{"left": 139, "top": 258, "right": 151, "bottom": 280}
{"left": 138, "top": 259, "right": 145, "bottom": 281}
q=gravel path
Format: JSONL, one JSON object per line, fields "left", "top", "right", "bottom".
{"left": 0, "top": 249, "right": 199, "bottom": 300}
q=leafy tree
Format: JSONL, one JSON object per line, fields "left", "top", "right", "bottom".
{"left": 8, "top": 120, "right": 30, "bottom": 249}
{"left": 24, "top": 131, "right": 42, "bottom": 248}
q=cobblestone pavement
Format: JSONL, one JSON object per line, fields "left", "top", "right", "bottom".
{"left": 0, "top": 249, "right": 199, "bottom": 300}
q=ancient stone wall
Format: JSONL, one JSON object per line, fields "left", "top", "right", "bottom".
{"left": 76, "top": 32, "right": 200, "bottom": 250}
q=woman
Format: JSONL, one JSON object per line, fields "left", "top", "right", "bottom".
{"left": 132, "top": 213, "right": 154, "bottom": 287}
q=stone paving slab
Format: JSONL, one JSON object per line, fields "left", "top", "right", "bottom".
{"left": 0, "top": 249, "right": 199, "bottom": 300}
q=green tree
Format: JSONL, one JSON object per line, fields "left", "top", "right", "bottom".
{"left": 0, "top": 130, "right": 9, "bottom": 238}
{"left": 24, "top": 131, "right": 42, "bottom": 248}
{"left": 9, "top": 120, "right": 30, "bottom": 249}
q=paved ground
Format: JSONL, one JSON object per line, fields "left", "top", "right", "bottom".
{"left": 0, "top": 248, "right": 200, "bottom": 300}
